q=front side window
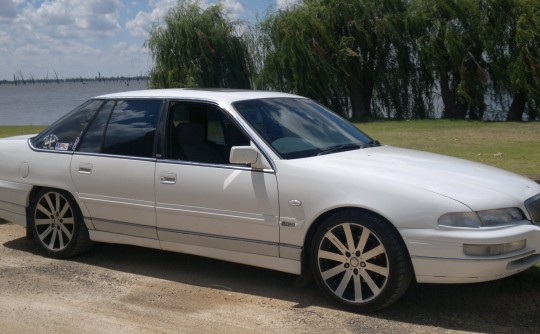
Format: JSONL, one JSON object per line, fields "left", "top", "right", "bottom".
{"left": 165, "top": 102, "right": 250, "bottom": 164}
{"left": 78, "top": 99, "right": 161, "bottom": 158}
{"left": 233, "top": 98, "right": 374, "bottom": 159}
{"left": 31, "top": 100, "right": 103, "bottom": 151}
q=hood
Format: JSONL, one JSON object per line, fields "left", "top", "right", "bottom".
{"left": 310, "top": 146, "right": 540, "bottom": 211}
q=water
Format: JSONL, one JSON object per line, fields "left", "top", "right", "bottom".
{"left": 0, "top": 80, "right": 149, "bottom": 126}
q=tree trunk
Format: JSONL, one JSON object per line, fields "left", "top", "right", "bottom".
{"left": 440, "top": 71, "right": 468, "bottom": 119}
{"left": 347, "top": 77, "right": 374, "bottom": 120}
{"left": 507, "top": 92, "right": 526, "bottom": 121}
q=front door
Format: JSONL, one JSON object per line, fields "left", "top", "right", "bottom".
{"left": 155, "top": 101, "right": 280, "bottom": 256}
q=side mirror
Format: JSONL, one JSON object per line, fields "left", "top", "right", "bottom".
{"left": 229, "top": 146, "right": 259, "bottom": 165}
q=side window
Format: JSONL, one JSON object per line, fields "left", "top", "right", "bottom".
{"left": 78, "top": 99, "right": 161, "bottom": 158}
{"left": 78, "top": 101, "right": 115, "bottom": 153}
{"left": 167, "top": 102, "right": 249, "bottom": 164}
{"left": 31, "top": 100, "right": 103, "bottom": 151}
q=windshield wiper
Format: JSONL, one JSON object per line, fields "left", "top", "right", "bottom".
{"left": 359, "top": 139, "right": 381, "bottom": 148}
{"left": 317, "top": 140, "right": 381, "bottom": 156}
{"left": 317, "top": 143, "right": 362, "bottom": 156}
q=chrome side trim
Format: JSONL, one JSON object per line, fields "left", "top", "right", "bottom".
{"left": 160, "top": 240, "right": 300, "bottom": 275}
{"left": 158, "top": 228, "right": 279, "bottom": 257}
{"left": 89, "top": 230, "right": 161, "bottom": 249}
{"left": 86, "top": 217, "right": 303, "bottom": 259}
{"left": 91, "top": 217, "right": 158, "bottom": 239}
{"left": 156, "top": 203, "right": 278, "bottom": 226}
{"left": 79, "top": 193, "right": 154, "bottom": 209}
{"left": 157, "top": 159, "right": 274, "bottom": 173}
{"left": 74, "top": 152, "right": 157, "bottom": 162}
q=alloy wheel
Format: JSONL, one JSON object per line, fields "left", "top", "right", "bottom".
{"left": 316, "top": 222, "right": 389, "bottom": 303}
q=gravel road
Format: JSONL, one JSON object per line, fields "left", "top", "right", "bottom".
{"left": 1, "top": 221, "right": 539, "bottom": 334}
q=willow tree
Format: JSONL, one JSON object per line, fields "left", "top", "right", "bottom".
{"left": 146, "top": 1, "right": 252, "bottom": 88}
{"left": 409, "top": 0, "right": 488, "bottom": 119}
{"left": 481, "top": 0, "right": 539, "bottom": 121}
{"left": 257, "top": 4, "right": 349, "bottom": 115}
{"left": 507, "top": 0, "right": 540, "bottom": 120}
{"left": 258, "top": 0, "right": 414, "bottom": 119}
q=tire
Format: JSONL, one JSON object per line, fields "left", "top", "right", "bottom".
{"left": 29, "top": 188, "right": 93, "bottom": 258}
{"left": 310, "top": 210, "right": 412, "bottom": 312}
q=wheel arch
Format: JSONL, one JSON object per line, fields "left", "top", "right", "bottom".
{"left": 298, "top": 206, "right": 414, "bottom": 284}
{"left": 25, "top": 186, "right": 44, "bottom": 239}
{"left": 25, "top": 186, "right": 92, "bottom": 257}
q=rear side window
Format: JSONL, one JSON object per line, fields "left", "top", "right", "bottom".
{"left": 78, "top": 99, "right": 162, "bottom": 158}
{"left": 31, "top": 100, "right": 103, "bottom": 151}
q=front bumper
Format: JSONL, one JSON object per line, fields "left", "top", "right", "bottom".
{"left": 400, "top": 224, "right": 540, "bottom": 283}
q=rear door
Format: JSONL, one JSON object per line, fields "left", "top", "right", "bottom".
{"left": 71, "top": 99, "right": 162, "bottom": 239}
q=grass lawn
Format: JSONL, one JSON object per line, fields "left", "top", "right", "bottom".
{"left": 0, "top": 126, "right": 45, "bottom": 138}
{"left": 0, "top": 120, "right": 539, "bottom": 178}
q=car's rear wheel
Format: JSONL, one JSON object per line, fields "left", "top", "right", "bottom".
{"left": 29, "top": 188, "right": 92, "bottom": 258}
{"left": 310, "top": 210, "right": 412, "bottom": 312}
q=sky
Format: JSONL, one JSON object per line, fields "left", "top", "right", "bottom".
{"left": 0, "top": 0, "right": 300, "bottom": 81}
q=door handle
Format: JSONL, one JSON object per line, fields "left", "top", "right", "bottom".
{"left": 78, "top": 162, "right": 93, "bottom": 174}
{"left": 160, "top": 172, "right": 177, "bottom": 184}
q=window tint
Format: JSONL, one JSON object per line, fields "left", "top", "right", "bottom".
{"left": 78, "top": 99, "right": 161, "bottom": 158}
{"left": 167, "top": 102, "right": 249, "bottom": 164}
{"left": 31, "top": 100, "right": 103, "bottom": 151}
{"left": 233, "top": 98, "right": 373, "bottom": 159}
{"left": 78, "top": 101, "right": 115, "bottom": 153}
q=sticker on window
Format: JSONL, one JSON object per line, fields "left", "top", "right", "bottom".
{"left": 55, "top": 142, "right": 70, "bottom": 151}
{"left": 73, "top": 136, "right": 80, "bottom": 150}
{"left": 43, "top": 134, "right": 59, "bottom": 150}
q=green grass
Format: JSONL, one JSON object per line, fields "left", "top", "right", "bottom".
{"left": 357, "top": 120, "right": 540, "bottom": 178}
{"left": 0, "top": 126, "right": 45, "bottom": 138}
{"left": 1, "top": 121, "right": 539, "bottom": 178}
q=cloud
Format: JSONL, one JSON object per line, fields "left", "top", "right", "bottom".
{"left": 15, "top": 0, "right": 122, "bottom": 39}
{"left": 221, "top": 0, "right": 245, "bottom": 21}
{"left": 125, "top": 0, "right": 176, "bottom": 38}
{"left": 0, "top": 0, "right": 259, "bottom": 80}
{"left": 0, "top": 0, "right": 153, "bottom": 80}
{"left": 0, "top": 30, "right": 10, "bottom": 46}
{"left": 125, "top": 0, "right": 247, "bottom": 38}
{"left": 0, "top": 0, "right": 18, "bottom": 19}
{"left": 276, "top": 0, "right": 301, "bottom": 10}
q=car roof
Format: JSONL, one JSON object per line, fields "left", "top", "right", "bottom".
{"left": 95, "top": 89, "right": 301, "bottom": 104}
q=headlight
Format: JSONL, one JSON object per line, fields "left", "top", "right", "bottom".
{"left": 438, "top": 208, "right": 525, "bottom": 228}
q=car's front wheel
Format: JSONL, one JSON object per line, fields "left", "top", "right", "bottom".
{"left": 310, "top": 210, "right": 412, "bottom": 312}
{"left": 29, "top": 188, "right": 92, "bottom": 258}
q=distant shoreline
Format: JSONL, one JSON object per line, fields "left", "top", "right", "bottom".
{"left": 0, "top": 76, "right": 150, "bottom": 86}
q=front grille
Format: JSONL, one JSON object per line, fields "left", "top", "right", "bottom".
{"left": 525, "top": 194, "right": 540, "bottom": 224}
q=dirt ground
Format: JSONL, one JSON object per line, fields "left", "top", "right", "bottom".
{"left": 1, "top": 221, "right": 539, "bottom": 334}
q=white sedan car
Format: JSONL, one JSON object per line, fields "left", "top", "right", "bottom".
{"left": 1, "top": 89, "right": 539, "bottom": 311}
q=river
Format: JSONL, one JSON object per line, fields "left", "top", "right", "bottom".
{"left": 0, "top": 80, "right": 149, "bottom": 126}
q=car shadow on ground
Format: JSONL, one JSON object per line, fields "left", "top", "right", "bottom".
{"left": 5, "top": 236, "right": 540, "bottom": 333}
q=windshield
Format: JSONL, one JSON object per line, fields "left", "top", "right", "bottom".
{"left": 233, "top": 98, "right": 376, "bottom": 159}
